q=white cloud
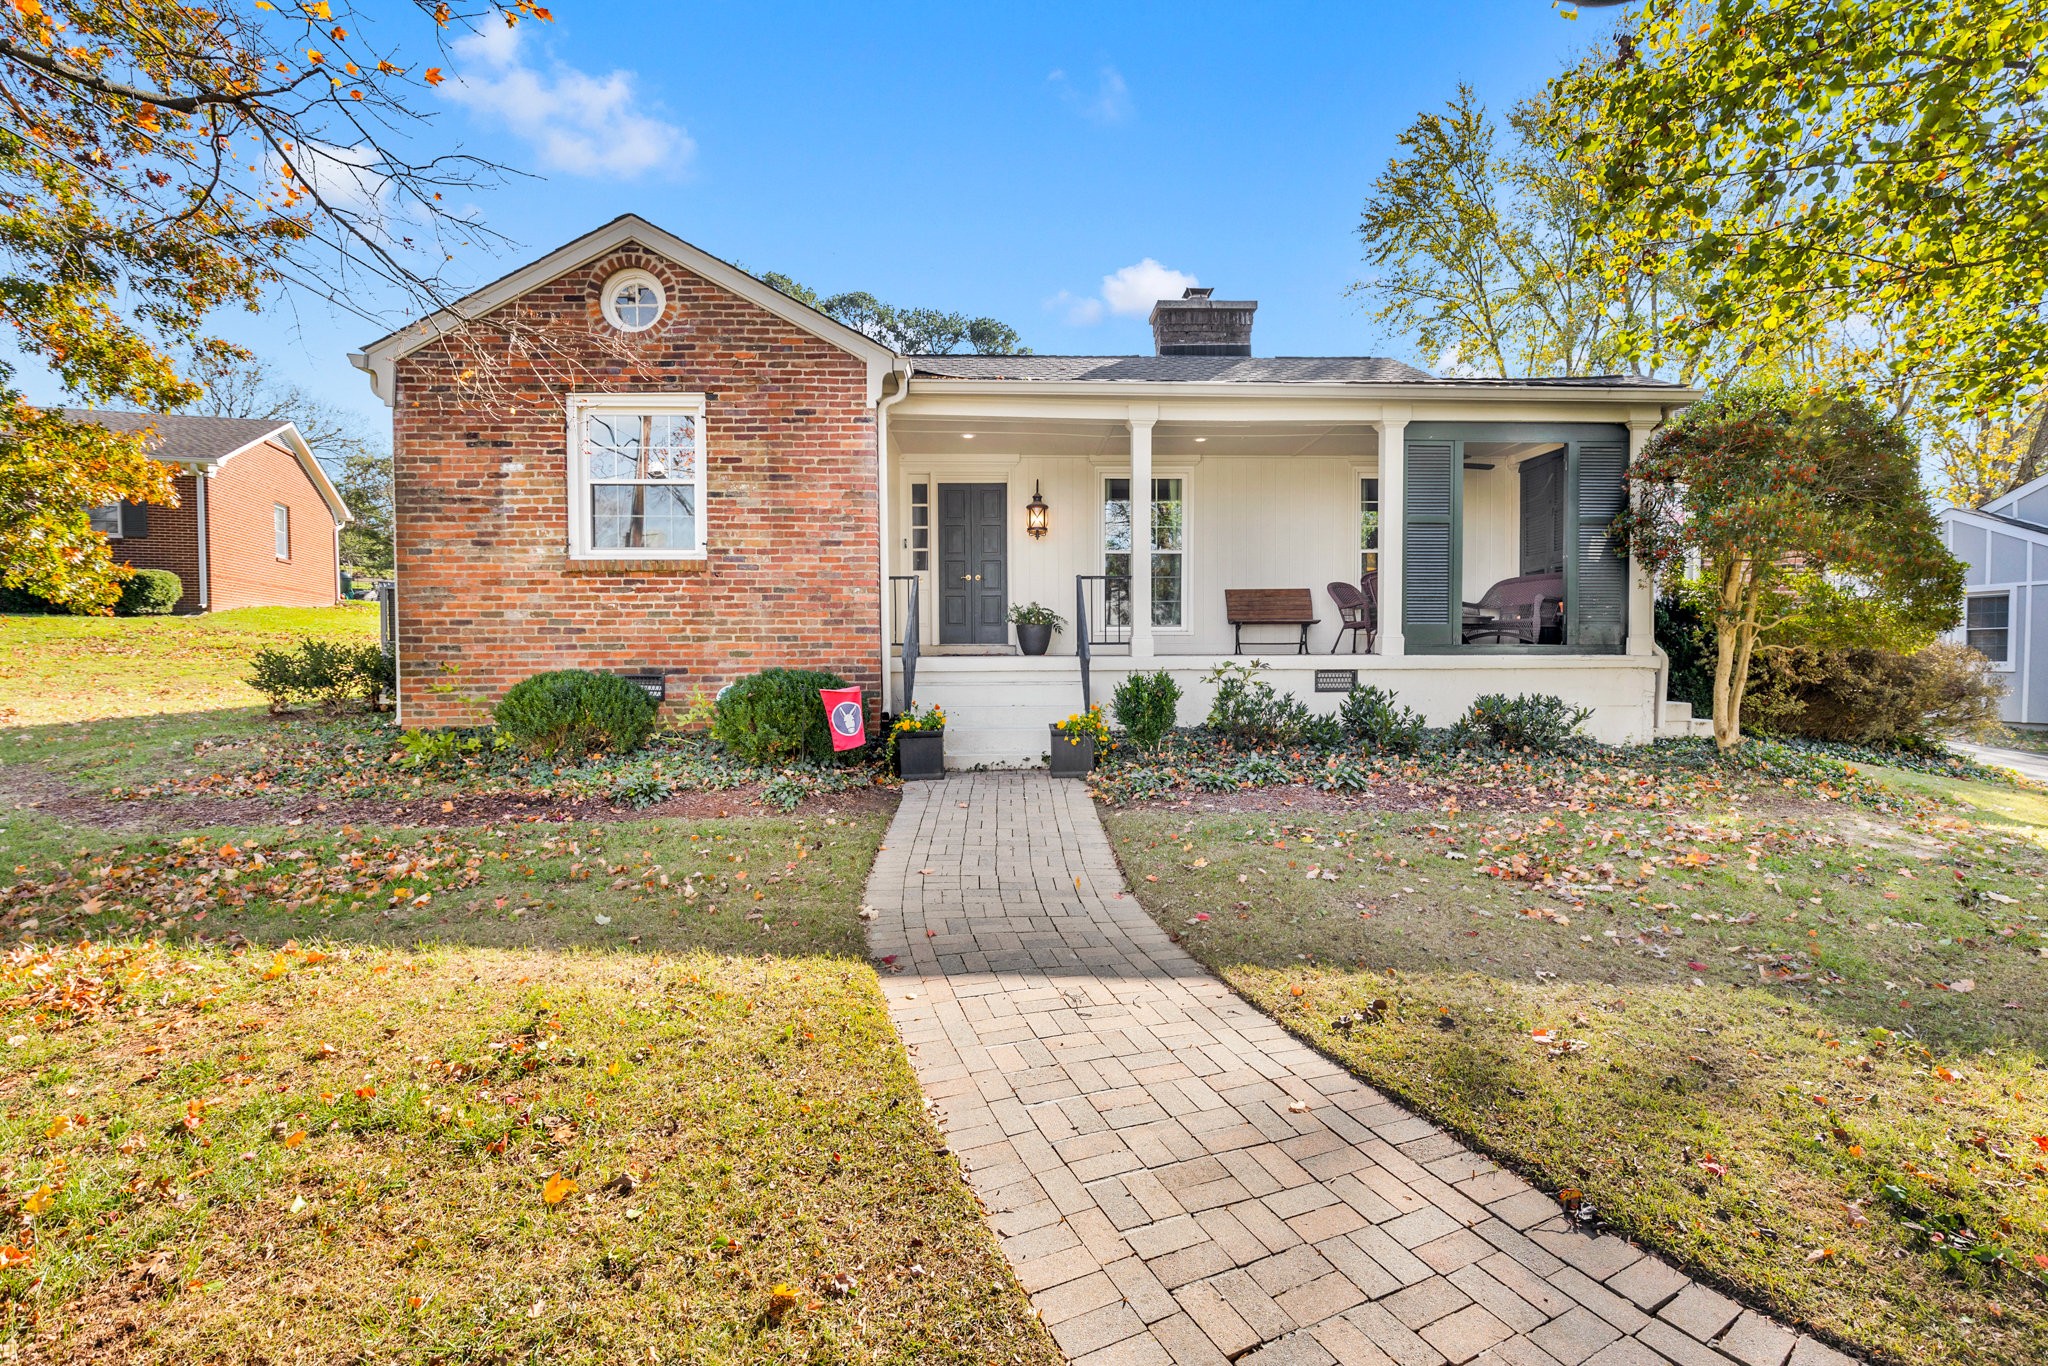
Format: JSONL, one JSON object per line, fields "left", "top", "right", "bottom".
{"left": 442, "top": 23, "right": 692, "bottom": 179}
{"left": 275, "top": 140, "right": 392, "bottom": 219}
{"left": 1100, "top": 259, "right": 1199, "bottom": 317}
{"left": 1050, "top": 259, "right": 1200, "bottom": 328}
{"left": 1047, "top": 65, "right": 1132, "bottom": 123}
{"left": 1044, "top": 289, "right": 1105, "bottom": 326}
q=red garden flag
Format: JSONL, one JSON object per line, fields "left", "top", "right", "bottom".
{"left": 821, "top": 686, "right": 866, "bottom": 752}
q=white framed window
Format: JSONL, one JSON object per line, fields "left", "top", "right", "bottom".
{"left": 600, "top": 268, "right": 665, "bottom": 333}
{"left": 908, "top": 481, "right": 930, "bottom": 571}
{"left": 1966, "top": 591, "right": 2011, "bottom": 666}
{"left": 566, "top": 393, "right": 705, "bottom": 560}
{"left": 89, "top": 503, "right": 124, "bottom": 539}
{"left": 273, "top": 503, "right": 290, "bottom": 560}
{"left": 1103, "top": 475, "right": 1186, "bottom": 629}
{"left": 1360, "top": 476, "right": 1380, "bottom": 579}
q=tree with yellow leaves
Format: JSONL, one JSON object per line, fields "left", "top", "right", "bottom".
{"left": 0, "top": 0, "right": 549, "bottom": 609}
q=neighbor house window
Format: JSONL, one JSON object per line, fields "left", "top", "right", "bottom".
{"left": 273, "top": 503, "right": 290, "bottom": 559}
{"left": 1360, "top": 476, "right": 1379, "bottom": 579}
{"left": 89, "top": 503, "right": 123, "bottom": 538}
{"left": 568, "top": 395, "right": 705, "bottom": 558}
{"left": 1967, "top": 592, "right": 2010, "bottom": 663}
{"left": 909, "top": 481, "right": 930, "bottom": 571}
{"left": 1104, "top": 476, "right": 1185, "bottom": 628}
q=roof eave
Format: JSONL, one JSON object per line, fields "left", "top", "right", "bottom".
{"left": 900, "top": 377, "right": 1706, "bottom": 404}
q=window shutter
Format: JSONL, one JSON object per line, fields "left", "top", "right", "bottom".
{"left": 1569, "top": 434, "right": 1629, "bottom": 651}
{"left": 119, "top": 501, "right": 149, "bottom": 539}
{"left": 1403, "top": 435, "right": 1459, "bottom": 646}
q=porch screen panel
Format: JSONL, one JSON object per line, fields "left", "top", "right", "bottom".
{"left": 1570, "top": 434, "right": 1630, "bottom": 651}
{"left": 1403, "top": 436, "right": 1459, "bottom": 646}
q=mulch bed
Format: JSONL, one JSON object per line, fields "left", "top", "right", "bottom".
{"left": 0, "top": 767, "right": 900, "bottom": 832}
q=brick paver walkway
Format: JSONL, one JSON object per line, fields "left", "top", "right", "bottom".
{"left": 865, "top": 773, "right": 1859, "bottom": 1366}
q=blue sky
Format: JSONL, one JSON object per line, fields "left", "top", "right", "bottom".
{"left": 21, "top": 1, "right": 1621, "bottom": 419}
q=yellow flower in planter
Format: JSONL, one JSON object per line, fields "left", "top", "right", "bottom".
{"left": 1055, "top": 704, "right": 1111, "bottom": 748}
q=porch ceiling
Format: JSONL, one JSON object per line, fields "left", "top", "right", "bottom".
{"left": 889, "top": 416, "right": 1383, "bottom": 461}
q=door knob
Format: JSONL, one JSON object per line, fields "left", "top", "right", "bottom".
{"left": 961, "top": 574, "right": 973, "bottom": 581}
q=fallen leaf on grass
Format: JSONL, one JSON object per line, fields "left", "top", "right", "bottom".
{"left": 542, "top": 1173, "right": 577, "bottom": 1205}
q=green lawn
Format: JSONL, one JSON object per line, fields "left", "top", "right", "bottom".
{"left": 1107, "top": 775, "right": 2048, "bottom": 1366}
{"left": 0, "top": 612, "right": 1057, "bottom": 1364}
{"left": 0, "top": 605, "right": 377, "bottom": 727}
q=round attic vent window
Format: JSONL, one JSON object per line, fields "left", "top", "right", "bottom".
{"left": 601, "top": 269, "right": 665, "bottom": 332}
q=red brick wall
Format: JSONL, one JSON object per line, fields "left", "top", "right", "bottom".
{"left": 206, "top": 440, "right": 341, "bottom": 611}
{"left": 390, "top": 244, "right": 881, "bottom": 727}
{"left": 110, "top": 473, "right": 202, "bottom": 613}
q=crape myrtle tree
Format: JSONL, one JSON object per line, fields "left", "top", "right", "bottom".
{"left": 1619, "top": 386, "right": 1963, "bottom": 749}
{"left": 0, "top": 0, "right": 546, "bottom": 610}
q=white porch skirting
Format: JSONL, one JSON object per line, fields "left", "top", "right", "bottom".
{"left": 890, "top": 653, "right": 1668, "bottom": 770}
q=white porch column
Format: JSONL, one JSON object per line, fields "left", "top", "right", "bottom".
{"left": 1626, "top": 415, "right": 1659, "bottom": 657}
{"left": 1128, "top": 409, "right": 1157, "bottom": 659}
{"left": 1374, "top": 411, "right": 1408, "bottom": 657}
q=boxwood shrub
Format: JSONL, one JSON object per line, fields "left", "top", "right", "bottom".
{"left": 711, "top": 668, "right": 850, "bottom": 763}
{"left": 494, "top": 669, "right": 656, "bottom": 758}
{"left": 115, "top": 569, "right": 183, "bottom": 616}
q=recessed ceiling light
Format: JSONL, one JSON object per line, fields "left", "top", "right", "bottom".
{"left": 961, "top": 432, "right": 975, "bottom": 439}
{"left": 1194, "top": 436, "right": 1207, "bottom": 443}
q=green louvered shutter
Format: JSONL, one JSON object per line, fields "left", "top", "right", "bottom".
{"left": 1569, "top": 433, "right": 1629, "bottom": 651}
{"left": 1403, "top": 435, "right": 1459, "bottom": 647}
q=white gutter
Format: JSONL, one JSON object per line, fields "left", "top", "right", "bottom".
{"left": 195, "top": 471, "right": 210, "bottom": 610}
{"left": 875, "top": 363, "right": 912, "bottom": 711}
{"left": 897, "top": 378, "right": 1707, "bottom": 405}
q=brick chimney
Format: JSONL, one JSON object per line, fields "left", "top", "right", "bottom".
{"left": 1148, "top": 287, "right": 1257, "bottom": 357}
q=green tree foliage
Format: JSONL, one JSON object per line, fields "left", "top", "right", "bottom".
{"left": 1619, "top": 386, "right": 1964, "bottom": 749}
{"left": 1354, "top": 84, "right": 1679, "bottom": 377}
{"left": 762, "top": 274, "right": 1025, "bottom": 355}
{"left": 0, "top": 0, "right": 541, "bottom": 607}
{"left": 1558, "top": 0, "right": 2048, "bottom": 418}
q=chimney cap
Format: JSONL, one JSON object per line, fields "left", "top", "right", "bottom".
{"left": 1181, "top": 286, "right": 1214, "bottom": 300}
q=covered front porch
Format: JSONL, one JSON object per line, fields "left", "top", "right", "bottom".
{"left": 876, "top": 391, "right": 1683, "bottom": 767}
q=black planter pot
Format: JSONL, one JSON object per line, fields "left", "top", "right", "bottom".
{"left": 1047, "top": 725, "right": 1097, "bottom": 778}
{"left": 1015, "top": 622, "right": 1054, "bottom": 656}
{"left": 896, "top": 730, "right": 945, "bottom": 781}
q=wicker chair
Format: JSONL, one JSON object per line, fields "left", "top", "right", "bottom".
{"left": 1327, "top": 576, "right": 1378, "bottom": 654}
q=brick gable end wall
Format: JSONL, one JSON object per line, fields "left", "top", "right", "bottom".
{"left": 390, "top": 246, "right": 881, "bottom": 727}
{"left": 206, "top": 439, "right": 342, "bottom": 611}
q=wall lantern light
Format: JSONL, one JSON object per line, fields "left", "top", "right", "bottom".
{"left": 1025, "top": 482, "right": 1050, "bottom": 540}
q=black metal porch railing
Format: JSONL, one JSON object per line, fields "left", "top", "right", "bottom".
{"left": 888, "top": 574, "right": 919, "bottom": 712}
{"left": 1074, "top": 574, "right": 1130, "bottom": 711}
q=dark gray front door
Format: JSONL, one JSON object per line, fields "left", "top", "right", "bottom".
{"left": 938, "top": 483, "right": 1007, "bottom": 645}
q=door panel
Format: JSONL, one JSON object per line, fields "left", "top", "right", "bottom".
{"left": 1519, "top": 451, "right": 1565, "bottom": 576}
{"left": 939, "top": 483, "right": 1008, "bottom": 644}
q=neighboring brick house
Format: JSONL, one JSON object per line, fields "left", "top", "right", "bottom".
{"left": 67, "top": 410, "right": 351, "bottom": 612}
{"left": 354, "top": 215, "right": 1702, "bottom": 754}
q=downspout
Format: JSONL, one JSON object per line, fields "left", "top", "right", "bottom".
{"left": 195, "top": 469, "right": 210, "bottom": 611}
{"left": 875, "top": 362, "right": 911, "bottom": 712}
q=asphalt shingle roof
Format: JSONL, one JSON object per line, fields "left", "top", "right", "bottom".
{"left": 903, "top": 355, "right": 1686, "bottom": 387}
{"left": 59, "top": 409, "right": 293, "bottom": 465}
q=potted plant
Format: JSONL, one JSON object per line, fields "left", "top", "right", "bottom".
{"left": 1048, "top": 704, "right": 1109, "bottom": 778}
{"left": 1009, "top": 602, "right": 1067, "bottom": 657}
{"left": 891, "top": 702, "right": 947, "bottom": 781}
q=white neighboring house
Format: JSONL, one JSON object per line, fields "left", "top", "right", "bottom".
{"left": 1937, "top": 478, "right": 2048, "bottom": 725}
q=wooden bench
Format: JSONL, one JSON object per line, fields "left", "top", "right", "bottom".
{"left": 1225, "top": 588, "right": 1319, "bottom": 655}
